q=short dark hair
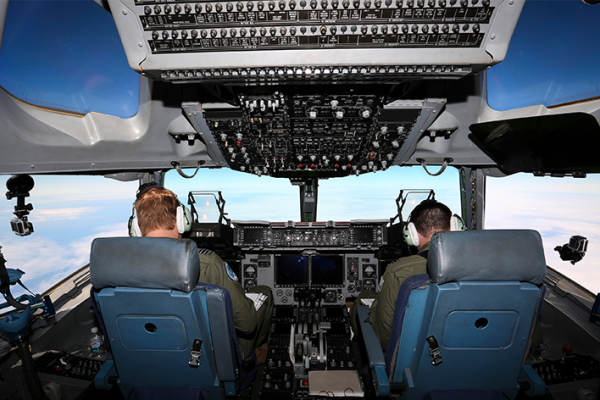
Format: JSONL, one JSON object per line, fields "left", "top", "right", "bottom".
{"left": 410, "top": 200, "right": 452, "bottom": 238}
{"left": 135, "top": 188, "right": 179, "bottom": 236}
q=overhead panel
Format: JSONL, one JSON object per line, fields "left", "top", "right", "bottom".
{"left": 108, "top": 0, "right": 524, "bottom": 84}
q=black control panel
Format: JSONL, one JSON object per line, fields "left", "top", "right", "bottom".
{"left": 35, "top": 353, "right": 104, "bottom": 381}
{"left": 203, "top": 89, "right": 420, "bottom": 177}
{"left": 261, "top": 301, "right": 355, "bottom": 399}
{"left": 234, "top": 220, "right": 387, "bottom": 248}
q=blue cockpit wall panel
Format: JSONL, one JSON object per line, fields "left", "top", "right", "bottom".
{"left": 487, "top": 0, "right": 600, "bottom": 111}
{"left": 0, "top": 0, "right": 139, "bottom": 118}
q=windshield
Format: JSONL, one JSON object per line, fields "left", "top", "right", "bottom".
{"left": 166, "top": 166, "right": 461, "bottom": 222}
{"left": 0, "top": 0, "right": 139, "bottom": 118}
{"left": 487, "top": 0, "right": 600, "bottom": 111}
{"left": 486, "top": 174, "right": 600, "bottom": 294}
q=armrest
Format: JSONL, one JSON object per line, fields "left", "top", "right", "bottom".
{"left": 357, "top": 305, "right": 389, "bottom": 397}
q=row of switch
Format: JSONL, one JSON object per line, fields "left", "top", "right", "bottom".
{"left": 161, "top": 65, "right": 468, "bottom": 80}
{"left": 143, "top": 0, "right": 489, "bottom": 15}
{"left": 150, "top": 22, "right": 480, "bottom": 39}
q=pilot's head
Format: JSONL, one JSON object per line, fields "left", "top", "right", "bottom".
{"left": 409, "top": 200, "right": 452, "bottom": 247}
{"left": 134, "top": 184, "right": 181, "bottom": 238}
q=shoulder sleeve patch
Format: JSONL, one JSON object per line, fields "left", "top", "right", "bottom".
{"left": 377, "top": 276, "right": 385, "bottom": 292}
{"left": 225, "top": 262, "right": 238, "bottom": 282}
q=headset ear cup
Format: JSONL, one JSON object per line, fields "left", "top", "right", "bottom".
{"left": 451, "top": 214, "right": 465, "bottom": 231}
{"left": 176, "top": 206, "right": 193, "bottom": 234}
{"left": 129, "top": 216, "right": 141, "bottom": 237}
{"left": 403, "top": 222, "right": 420, "bottom": 247}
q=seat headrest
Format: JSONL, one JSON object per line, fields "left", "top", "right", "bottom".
{"left": 428, "top": 230, "right": 546, "bottom": 285}
{"left": 90, "top": 237, "right": 200, "bottom": 293}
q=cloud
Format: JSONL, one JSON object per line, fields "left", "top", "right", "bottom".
{"left": 33, "top": 207, "right": 101, "bottom": 222}
{"left": 1, "top": 222, "right": 129, "bottom": 295}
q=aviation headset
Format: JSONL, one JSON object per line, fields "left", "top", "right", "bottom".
{"left": 402, "top": 200, "right": 464, "bottom": 247}
{"left": 128, "top": 183, "right": 192, "bottom": 237}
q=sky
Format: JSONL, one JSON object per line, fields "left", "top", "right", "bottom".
{"left": 1, "top": 168, "right": 599, "bottom": 301}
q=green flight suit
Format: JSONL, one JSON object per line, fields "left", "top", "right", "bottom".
{"left": 366, "top": 242, "right": 430, "bottom": 350}
{"left": 197, "top": 248, "right": 273, "bottom": 358}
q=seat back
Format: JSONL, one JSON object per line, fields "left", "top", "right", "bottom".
{"left": 90, "top": 237, "right": 244, "bottom": 400}
{"left": 388, "top": 230, "right": 546, "bottom": 400}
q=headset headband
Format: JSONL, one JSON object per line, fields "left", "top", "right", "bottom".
{"left": 136, "top": 182, "right": 167, "bottom": 201}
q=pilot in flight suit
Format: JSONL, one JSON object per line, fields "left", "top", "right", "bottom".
{"left": 133, "top": 183, "right": 273, "bottom": 359}
{"left": 352, "top": 200, "right": 452, "bottom": 351}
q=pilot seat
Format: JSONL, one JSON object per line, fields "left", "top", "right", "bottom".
{"left": 358, "top": 229, "right": 547, "bottom": 399}
{"left": 90, "top": 237, "right": 255, "bottom": 399}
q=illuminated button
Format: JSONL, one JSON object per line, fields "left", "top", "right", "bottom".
{"left": 421, "top": 24, "right": 428, "bottom": 33}
{"left": 226, "top": 2, "right": 234, "bottom": 11}
{"left": 162, "top": 30, "right": 169, "bottom": 39}
{"left": 402, "top": 24, "right": 408, "bottom": 33}
{"left": 270, "top": 27, "right": 276, "bottom": 36}
{"left": 438, "top": 0, "right": 446, "bottom": 5}
{"left": 332, "top": 0, "right": 339, "bottom": 7}
{"left": 361, "top": 25, "right": 368, "bottom": 34}
{"left": 154, "top": 5, "right": 161, "bottom": 13}
{"left": 206, "top": 3, "right": 213, "bottom": 11}
{"left": 452, "top": 24, "right": 459, "bottom": 33}
{"left": 290, "top": 0, "right": 297, "bottom": 8}
{"left": 237, "top": 1, "right": 245, "bottom": 10}
{"left": 371, "top": 25, "right": 377, "bottom": 34}
{"left": 269, "top": 1, "right": 275, "bottom": 9}
{"left": 364, "top": 0, "right": 371, "bottom": 6}
{"left": 172, "top": 30, "right": 179, "bottom": 39}
{"left": 322, "top": 0, "right": 328, "bottom": 7}
{"left": 216, "top": 3, "right": 223, "bottom": 11}
{"left": 320, "top": 26, "right": 327, "bottom": 35}
{"left": 460, "top": 0, "right": 467, "bottom": 6}
{"left": 411, "top": 24, "right": 418, "bottom": 33}
{"left": 247, "top": 1, "right": 254, "bottom": 10}
{"left": 258, "top": 1, "right": 264, "bottom": 10}
{"left": 280, "top": 27, "right": 287, "bottom": 35}
{"left": 195, "top": 3, "right": 203, "bottom": 12}
{"left": 201, "top": 29, "right": 208, "bottom": 38}
{"left": 330, "top": 26, "right": 337, "bottom": 34}
{"left": 472, "top": 23, "right": 480, "bottom": 33}
{"left": 250, "top": 27, "right": 257, "bottom": 36}
{"left": 181, "top": 30, "right": 188, "bottom": 39}
{"left": 432, "top": 24, "right": 439, "bottom": 33}
{"left": 290, "top": 26, "right": 297, "bottom": 35}
{"left": 392, "top": 24, "right": 398, "bottom": 33}
{"left": 280, "top": 0, "right": 286, "bottom": 8}
{"left": 381, "top": 25, "right": 388, "bottom": 34}
{"left": 260, "top": 27, "right": 267, "bottom": 36}
{"left": 442, "top": 24, "right": 449, "bottom": 33}
{"left": 343, "top": 0, "right": 350, "bottom": 7}
{"left": 375, "top": 0, "right": 382, "bottom": 6}
{"left": 310, "top": 0, "right": 317, "bottom": 8}
{"left": 231, "top": 28, "right": 237, "bottom": 37}
{"left": 353, "top": 0, "right": 360, "bottom": 7}
{"left": 144, "top": 6, "right": 152, "bottom": 15}
{"left": 174, "top": 4, "right": 182, "bottom": 13}
{"left": 152, "top": 31, "right": 159, "bottom": 40}
{"left": 164, "top": 4, "right": 172, "bottom": 13}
